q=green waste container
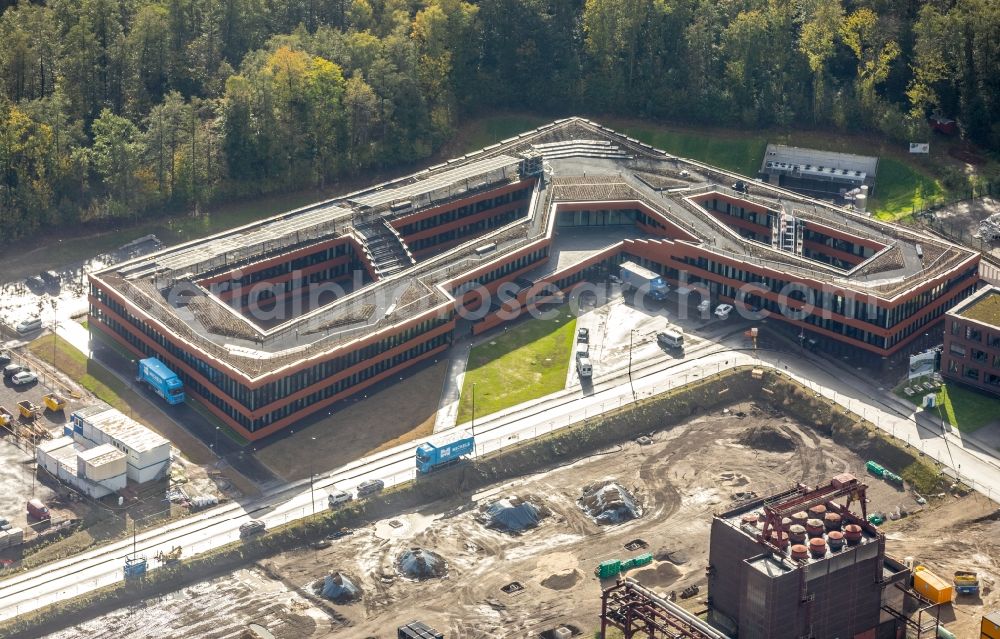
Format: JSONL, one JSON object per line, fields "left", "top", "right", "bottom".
{"left": 597, "top": 560, "right": 621, "bottom": 579}
{"left": 866, "top": 461, "right": 885, "bottom": 477}
{"left": 883, "top": 471, "right": 902, "bottom": 485}
{"left": 633, "top": 553, "right": 653, "bottom": 568}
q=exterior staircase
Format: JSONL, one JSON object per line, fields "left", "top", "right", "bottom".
{"left": 354, "top": 219, "right": 416, "bottom": 278}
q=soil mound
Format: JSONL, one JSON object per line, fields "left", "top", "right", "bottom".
{"left": 628, "top": 562, "right": 681, "bottom": 589}
{"left": 541, "top": 569, "right": 581, "bottom": 591}
{"left": 737, "top": 425, "right": 795, "bottom": 452}
{"left": 579, "top": 482, "right": 642, "bottom": 524}
{"left": 480, "top": 495, "right": 549, "bottom": 533}
{"left": 396, "top": 548, "right": 448, "bottom": 580}
{"left": 312, "top": 572, "right": 361, "bottom": 603}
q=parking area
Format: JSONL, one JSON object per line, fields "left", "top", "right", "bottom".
{"left": 0, "top": 349, "right": 73, "bottom": 437}
{"left": 0, "top": 430, "right": 59, "bottom": 544}
{"left": 568, "top": 282, "right": 753, "bottom": 388}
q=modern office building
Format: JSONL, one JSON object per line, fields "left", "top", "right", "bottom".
{"left": 89, "top": 118, "right": 980, "bottom": 441}
{"left": 707, "top": 475, "right": 911, "bottom": 639}
{"left": 941, "top": 285, "right": 1000, "bottom": 395}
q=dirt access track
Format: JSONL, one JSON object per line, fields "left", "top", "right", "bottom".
{"left": 40, "top": 398, "right": 997, "bottom": 639}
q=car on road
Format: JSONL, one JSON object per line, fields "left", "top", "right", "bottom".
{"left": 328, "top": 490, "right": 353, "bottom": 508}
{"left": 697, "top": 300, "right": 711, "bottom": 316}
{"left": 356, "top": 479, "right": 385, "bottom": 497}
{"left": 0, "top": 518, "right": 10, "bottom": 531}
{"left": 714, "top": 304, "right": 733, "bottom": 319}
{"left": 40, "top": 270, "right": 61, "bottom": 286}
{"left": 11, "top": 371, "right": 38, "bottom": 386}
{"left": 577, "top": 327, "right": 589, "bottom": 343}
{"left": 239, "top": 520, "right": 266, "bottom": 538}
{"left": 3, "top": 364, "right": 24, "bottom": 379}
{"left": 0, "top": 352, "right": 10, "bottom": 367}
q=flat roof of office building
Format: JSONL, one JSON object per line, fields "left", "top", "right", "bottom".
{"left": 950, "top": 285, "right": 1000, "bottom": 326}
{"left": 92, "top": 118, "right": 975, "bottom": 379}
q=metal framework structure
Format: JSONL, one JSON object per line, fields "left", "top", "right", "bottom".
{"left": 758, "top": 473, "right": 869, "bottom": 554}
{"left": 600, "top": 578, "right": 729, "bottom": 639}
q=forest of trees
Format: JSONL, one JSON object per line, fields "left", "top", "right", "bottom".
{"left": 0, "top": 0, "right": 997, "bottom": 240}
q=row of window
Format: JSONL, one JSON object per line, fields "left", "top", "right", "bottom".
{"left": 674, "top": 255, "right": 975, "bottom": 331}
{"left": 91, "top": 284, "right": 454, "bottom": 412}
{"left": 556, "top": 209, "right": 639, "bottom": 227}
{"left": 949, "top": 359, "right": 989, "bottom": 384}
{"left": 250, "top": 331, "right": 452, "bottom": 430}
{"left": 452, "top": 247, "right": 549, "bottom": 297}
{"left": 949, "top": 342, "right": 1000, "bottom": 367}
{"left": 950, "top": 318, "right": 1000, "bottom": 347}
{"left": 209, "top": 241, "right": 354, "bottom": 288}
{"left": 396, "top": 187, "right": 531, "bottom": 235}
{"left": 407, "top": 208, "right": 524, "bottom": 253}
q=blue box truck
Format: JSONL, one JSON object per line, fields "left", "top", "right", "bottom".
{"left": 138, "top": 357, "right": 185, "bottom": 405}
{"left": 415, "top": 434, "right": 474, "bottom": 474}
{"left": 619, "top": 261, "right": 668, "bottom": 301}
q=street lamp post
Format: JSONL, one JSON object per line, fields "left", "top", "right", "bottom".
{"left": 310, "top": 436, "right": 317, "bottom": 516}
{"left": 471, "top": 382, "right": 476, "bottom": 437}
{"left": 628, "top": 330, "right": 637, "bottom": 399}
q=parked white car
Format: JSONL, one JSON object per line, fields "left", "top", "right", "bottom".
{"left": 11, "top": 371, "right": 38, "bottom": 385}
{"left": 714, "top": 304, "right": 734, "bottom": 319}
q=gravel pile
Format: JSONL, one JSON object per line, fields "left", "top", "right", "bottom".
{"left": 397, "top": 548, "right": 448, "bottom": 580}
{"left": 578, "top": 482, "right": 642, "bottom": 524}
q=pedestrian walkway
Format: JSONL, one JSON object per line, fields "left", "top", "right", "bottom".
{"left": 433, "top": 341, "right": 472, "bottom": 432}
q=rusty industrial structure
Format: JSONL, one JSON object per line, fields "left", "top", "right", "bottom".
{"left": 599, "top": 578, "right": 728, "bottom": 639}
{"left": 707, "top": 474, "right": 912, "bottom": 639}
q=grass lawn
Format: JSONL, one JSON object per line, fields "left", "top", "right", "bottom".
{"left": 30, "top": 334, "right": 130, "bottom": 412}
{"left": 453, "top": 113, "right": 973, "bottom": 221}
{"left": 616, "top": 124, "right": 768, "bottom": 176}
{"left": 868, "top": 157, "right": 944, "bottom": 220}
{"left": 456, "top": 305, "right": 577, "bottom": 424}
{"left": 894, "top": 377, "right": 1000, "bottom": 432}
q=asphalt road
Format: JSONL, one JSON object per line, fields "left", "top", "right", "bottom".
{"left": 1, "top": 328, "right": 999, "bottom": 623}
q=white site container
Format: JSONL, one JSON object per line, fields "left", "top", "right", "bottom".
{"left": 36, "top": 436, "right": 75, "bottom": 476}
{"left": 87, "top": 408, "right": 171, "bottom": 483}
{"left": 77, "top": 444, "right": 127, "bottom": 482}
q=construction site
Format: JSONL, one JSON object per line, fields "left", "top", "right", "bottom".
{"left": 36, "top": 395, "right": 1000, "bottom": 639}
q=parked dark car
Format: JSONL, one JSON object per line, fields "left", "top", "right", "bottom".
{"left": 0, "top": 352, "right": 10, "bottom": 367}
{"left": 239, "top": 520, "right": 266, "bottom": 538}
{"left": 577, "top": 327, "right": 589, "bottom": 343}
{"left": 40, "top": 270, "right": 61, "bottom": 286}
{"left": 25, "top": 276, "right": 45, "bottom": 290}
{"left": 3, "top": 364, "right": 24, "bottom": 379}
{"left": 356, "top": 479, "right": 385, "bottom": 497}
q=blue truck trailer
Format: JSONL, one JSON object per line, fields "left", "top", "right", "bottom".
{"left": 415, "top": 435, "right": 475, "bottom": 474}
{"left": 138, "top": 357, "right": 185, "bottom": 405}
{"left": 619, "top": 261, "right": 668, "bottom": 301}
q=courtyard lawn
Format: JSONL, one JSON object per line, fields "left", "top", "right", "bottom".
{"left": 894, "top": 377, "right": 1000, "bottom": 432}
{"left": 456, "top": 306, "right": 577, "bottom": 424}
{"left": 868, "top": 157, "right": 944, "bottom": 221}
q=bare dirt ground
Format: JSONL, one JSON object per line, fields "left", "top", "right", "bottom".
{"left": 44, "top": 401, "right": 995, "bottom": 639}
{"left": 256, "top": 359, "right": 449, "bottom": 482}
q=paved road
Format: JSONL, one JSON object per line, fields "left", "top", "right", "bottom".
{"left": 1, "top": 328, "right": 999, "bottom": 623}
